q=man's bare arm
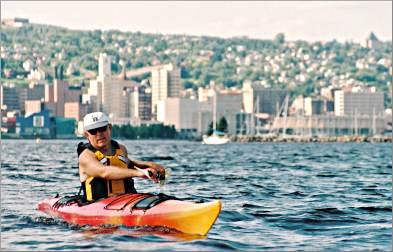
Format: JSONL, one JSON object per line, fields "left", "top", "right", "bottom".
{"left": 79, "top": 149, "right": 144, "bottom": 180}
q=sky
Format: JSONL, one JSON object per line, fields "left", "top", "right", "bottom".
{"left": 1, "top": 1, "right": 392, "bottom": 43}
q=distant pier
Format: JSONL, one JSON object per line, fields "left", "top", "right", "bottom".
{"left": 231, "top": 134, "right": 392, "bottom": 143}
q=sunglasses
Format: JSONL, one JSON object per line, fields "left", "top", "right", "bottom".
{"left": 88, "top": 125, "right": 108, "bottom": 135}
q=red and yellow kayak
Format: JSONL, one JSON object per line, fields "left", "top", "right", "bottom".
{"left": 37, "top": 193, "right": 221, "bottom": 236}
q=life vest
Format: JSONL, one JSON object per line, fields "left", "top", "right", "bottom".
{"left": 77, "top": 140, "right": 136, "bottom": 202}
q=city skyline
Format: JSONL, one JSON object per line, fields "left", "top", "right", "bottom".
{"left": 1, "top": 1, "right": 392, "bottom": 43}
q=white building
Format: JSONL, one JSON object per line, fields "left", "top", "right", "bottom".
{"left": 213, "top": 89, "right": 242, "bottom": 135}
{"left": 84, "top": 53, "right": 140, "bottom": 121}
{"left": 86, "top": 76, "right": 138, "bottom": 120}
{"left": 151, "top": 64, "right": 181, "bottom": 118}
{"left": 98, "top": 53, "right": 112, "bottom": 78}
{"left": 157, "top": 97, "right": 200, "bottom": 133}
{"left": 334, "top": 90, "right": 384, "bottom": 117}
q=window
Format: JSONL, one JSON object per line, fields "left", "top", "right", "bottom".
{"left": 33, "top": 115, "right": 44, "bottom": 127}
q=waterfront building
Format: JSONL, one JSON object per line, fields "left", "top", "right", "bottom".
{"left": 242, "top": 80, "right": 287, "bottom": 116}
{"left": 304, "top": 97, "right": 330, "bottom": 116}
{"left": 272, "top": 114, "right": 385, "bottom": 136}
{"left": 334, "top": 89, "right": 384, "bottom": 117}
{"left": 54, "top": 117, "right": 77, "bottom": 139}
{"left": 157, "top": 97, "right": 199, "bottom": 137}
{"left": 213, "top": 88, "right": 242, "bottom": 135}
{"left": 16, "top": 109, "right": 53, "bottom": 138}
{"left": 196, "top": 85, "right": 242, "bottom": 135}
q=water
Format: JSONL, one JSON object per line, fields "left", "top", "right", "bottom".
{"left": 1, "top": 140, "right": 391, "bottom": 250}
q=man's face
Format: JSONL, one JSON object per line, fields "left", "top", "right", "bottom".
{"left": 85, "top": 124, "right": 112, "bottom": 149}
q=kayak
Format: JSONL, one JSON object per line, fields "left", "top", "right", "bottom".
{"left": 37, "top": 193, "right": 221, "bottom": 236}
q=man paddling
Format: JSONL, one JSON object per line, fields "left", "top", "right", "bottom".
{"left": 78, "top": 112, "right": 165, "bottom": 203}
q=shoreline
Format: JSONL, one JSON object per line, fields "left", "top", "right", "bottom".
{"left": 230, "top": 135, "right": 392, "bottom": 143}
{"left": 1, "top": 134, "right": 391, "bottom": 143}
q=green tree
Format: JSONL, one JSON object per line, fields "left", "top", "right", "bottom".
{"left": 274, "top": 33, "right": 285, "bottom": 45}
{"left": 217, "top": 116, "right": 228, "bottom": 133}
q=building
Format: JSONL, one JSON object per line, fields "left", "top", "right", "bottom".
{"left": 334, "top": 90, "right": 384, "bottom": 117}
{"left": 64, "top": 102, "right": 88, "bottom": 121}
{"left": 304, "top": 97, "right": 325, "bottom": 116}
{"left": 98, "top": 53, "right": 111, "bottom": 78}
{"left": 157, "top": 97, "right": 199, "bottom": 136}
{"left": 133, "top": 85, "right": 152, "bottom": 121}
{"left": 87, "top": 76, "right": 138, "bottom": 120}
{"left": 213, "top": 89, "right": 242, "bottom": 135}
{"left": 55, "top": 117, "right": 76, "bottom": 139}
{"left": 272, "top": 114, "right": 385, "bottom": 136}
{"left": 151, "top": 63, "right": 181, "bottom": 118}
{"left": 242, "top": 80, "right": 288, "bottom": 116}
{"left": 25, "top": 100, "right": 43, "bottom": 114}
{"left": 1, "top": 85, "right": 20, "bottom": 111}
{"left": 0, "top": 84, "right": 27, "bottom": 112}
{"left": 84, "top": 54, "right": 140, "bottom": 121}
{"left": 16, "top": 109, "right": 53, "bottom": 138}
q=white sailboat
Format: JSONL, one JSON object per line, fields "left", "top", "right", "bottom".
{"left": 202, "top": 89, "right": 230, "bottom": 145}
{"left": 202, "top": 130, "right": 230, "bottom": 145}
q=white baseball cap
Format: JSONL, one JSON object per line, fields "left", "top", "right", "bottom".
{"left": 83, "top": 112, "right": 109, "bottom": 131}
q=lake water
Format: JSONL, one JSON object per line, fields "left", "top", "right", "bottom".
{"left": 1, "top": 140, "right": 391, "bottom": 250}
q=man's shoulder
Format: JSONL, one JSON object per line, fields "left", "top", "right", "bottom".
{"left": 77, "top": 142, "right": 95, "bottom": 156}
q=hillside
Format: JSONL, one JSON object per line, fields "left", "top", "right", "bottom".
{"left": 1, "top": 23, "right": 392, "bottom": 107}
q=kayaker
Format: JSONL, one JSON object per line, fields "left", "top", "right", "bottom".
{"left": 78, "top": 111, "right": 165, "bottom": 203}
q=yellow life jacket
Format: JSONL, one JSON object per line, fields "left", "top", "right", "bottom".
{"left": 78, "top": 140, "right": 136, "bottom": 202}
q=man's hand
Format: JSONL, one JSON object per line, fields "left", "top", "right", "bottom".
{"left": 130, "top": 159, "right": 166, "bottom": 183}
{"left": 146, "top": 163, "right": 165, "bottom": 183}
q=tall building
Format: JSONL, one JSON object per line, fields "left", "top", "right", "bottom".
{"left": 1, "top": 85, "right": 20, "bottom": 111}
{"left": 98, "top": 53, "right": 111, "bottom": 78}
{"left": 87, "top": 76, "right": 138, "bottom": 119}
{"left": 151, "top": 63, "right": 181, "bottom": 118}
{"left": 334, "top": 90, "right": 384, "bottom": 116}
{"left": 84, "top": 54, "right": 140, "bottom": 121}
{"left": 133, "top": 85, "right": 152, "bottom": 121}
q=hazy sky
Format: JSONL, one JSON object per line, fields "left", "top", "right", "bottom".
{"left": 2, "top": 1, "right": 392, "bottom": 43}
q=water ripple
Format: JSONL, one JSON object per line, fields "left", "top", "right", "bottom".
{"left": 1, "top": 140, "right": 391, "bottom": 250}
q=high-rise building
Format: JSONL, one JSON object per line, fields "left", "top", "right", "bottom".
{"left": 98, "top": 53, "right": 111, "bottom": 78}
{"left": 151, "top": 63, "right": 181, "bottom": 118}
{"left": 133, "top": 85, "right": 152, "bottom": 121}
